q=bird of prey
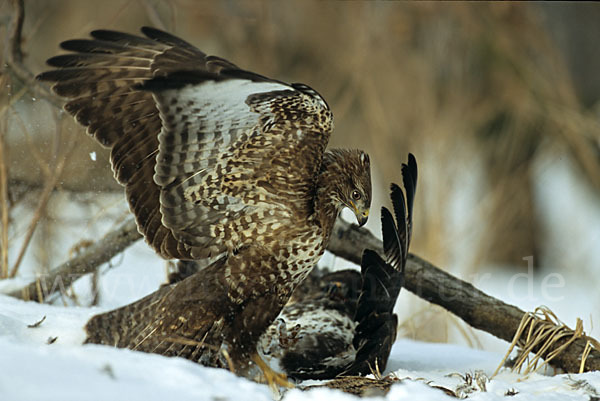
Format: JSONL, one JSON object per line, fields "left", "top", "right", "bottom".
{"left": 37, "top": 27, "right": 372, "bottom": 384}
{"left": 258, "top": 154, "right": 417, "bottom": 381}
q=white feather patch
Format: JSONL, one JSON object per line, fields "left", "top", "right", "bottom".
{"left": 153, "top": 79, "right": 291, "bottom": 186}
{"left": 161, "top": 79, "right": 289, "bottom": 125}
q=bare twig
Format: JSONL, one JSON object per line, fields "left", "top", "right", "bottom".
{"left": 8, "top": 128, "right": 79, "bottom": 278}
{"left": 0, "top": 89, "right": 9, "bottom": 279}
{"left": 90, "top": 268, "right": 101, "bottom": 306}
{"left": 9, "top": 177, "right": 122, "bottom": 195}
{"left": 7, "top": 0, "right": 24, "bottom": 65}
{"left": 5, "top": 0, "right": 64, "bottom": 108}
{"left": 27, "top": 315, "right": 46, "bottom": 328}
{"left": 2, "top": 0, "right": 79, "bottom": 278}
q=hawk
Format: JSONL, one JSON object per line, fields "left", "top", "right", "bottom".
{"left": 37, "top": 27, "right": 372, "bottom": 383}
{"left": 259, "top": 154, "right": 417, "bottom": 381}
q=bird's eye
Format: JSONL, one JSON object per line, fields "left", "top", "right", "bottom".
{"left": 351, "top": 190, "right": 361, "bottom": 200}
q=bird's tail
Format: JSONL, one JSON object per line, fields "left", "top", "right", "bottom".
{"left": 84, "top": 285, "right": 171, "bottom": 348}
{"left": 346, "top": 153, "right": 417, "bottom": 376}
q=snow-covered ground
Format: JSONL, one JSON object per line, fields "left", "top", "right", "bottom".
{"left": 2, "top": 282, "right": 600, "bottom": 400}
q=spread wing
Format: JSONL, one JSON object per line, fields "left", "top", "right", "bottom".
{"left": 38, "top": 27, "right": 333, "bottom": 260}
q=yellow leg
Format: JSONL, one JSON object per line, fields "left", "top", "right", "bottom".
{"left": 251, "top": 353, "right": 294, "bottom": 389}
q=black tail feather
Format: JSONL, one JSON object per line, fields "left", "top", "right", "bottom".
{"left": 345, "top": 153, "right": 417, "bottom": 377}
{"left": 381, "top": 206, "right": 404, "bottom": 271}
{"left": 401, "top": 153, "right": 418, "bottom": 245}
{"left": 354, "top": 249, "right": 399, "bottom": 324}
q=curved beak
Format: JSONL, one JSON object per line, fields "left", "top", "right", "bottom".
{"left": 350, "top": 201, "right": 369, "bottom": 227}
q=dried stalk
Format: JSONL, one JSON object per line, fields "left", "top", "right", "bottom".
{"left": 5, "top": 0, "right": 64, "bottom": 108}
{"left": 7, "top": 0, "right": 24, "bottom": 66}
{"left": 8, "top": 130, "right": 78, "bottom": 278}
{"left": 492, "top": 306, "right": 589, "bottom": 378}
{"left": 0, "top": 99, "right": 9, "bottom": 279}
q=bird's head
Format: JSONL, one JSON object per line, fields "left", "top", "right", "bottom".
{"left": 321, "top": 272, "right": 362, "bottom": 304}
{"left": 321, "top": 149, "right": 372, "bottom": 227}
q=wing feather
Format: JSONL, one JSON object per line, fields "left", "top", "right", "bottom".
{"left": 38, "top": 27, "right": 332, "bottom": 260}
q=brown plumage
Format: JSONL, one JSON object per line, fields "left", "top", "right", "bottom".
{"left": 37, "top": 27, "right": 372, "bottom": 377}
{"left": 259, "top": 154, "right": 417, "bottom": 381}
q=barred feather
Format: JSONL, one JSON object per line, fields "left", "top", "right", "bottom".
{"left": 38, "top": 27, "right": 334, "bottom": 261}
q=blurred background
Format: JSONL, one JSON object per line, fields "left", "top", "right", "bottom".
{"left": 0, "top": 1, "right": 599, "bottom": 351}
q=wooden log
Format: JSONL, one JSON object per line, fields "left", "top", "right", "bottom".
{"left": 329, "top": 219, "right": 600, "bottom": 373}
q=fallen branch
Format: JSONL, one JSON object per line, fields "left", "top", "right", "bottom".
{"left": 329, "top": 219, "right": 600, "bottom": 373}
{"left": 8, "top": 219, "right": 141, "bottom": 302}
{"left": 7, "top": 217, "right": 599, "bottom": 372}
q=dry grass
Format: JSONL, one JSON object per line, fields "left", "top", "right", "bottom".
{"left": 9, "top": 119, "right": 81, "bottom": 277}
{"left": 0, "top": 1, "right": 599, "bottom": 345}
{"left": 492, "top": 306, "right": 600, "bottom": 377}
{"left": 0, "top": 73, "right": 11, "bottom": 279}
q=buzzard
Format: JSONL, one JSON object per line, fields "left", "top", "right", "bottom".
{"left": 259, "top": 154, "right": 417, "bottom": 380}
{"left": 37, "top": 27, "right": 372, "bottom": 384}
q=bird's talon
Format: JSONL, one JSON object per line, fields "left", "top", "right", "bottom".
{"left": 252, "top": 353, "right": 294, "bottom": 389}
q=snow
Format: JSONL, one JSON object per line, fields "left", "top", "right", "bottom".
{"left": 2, "top": 290, "right": 600, "bottom": 401}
